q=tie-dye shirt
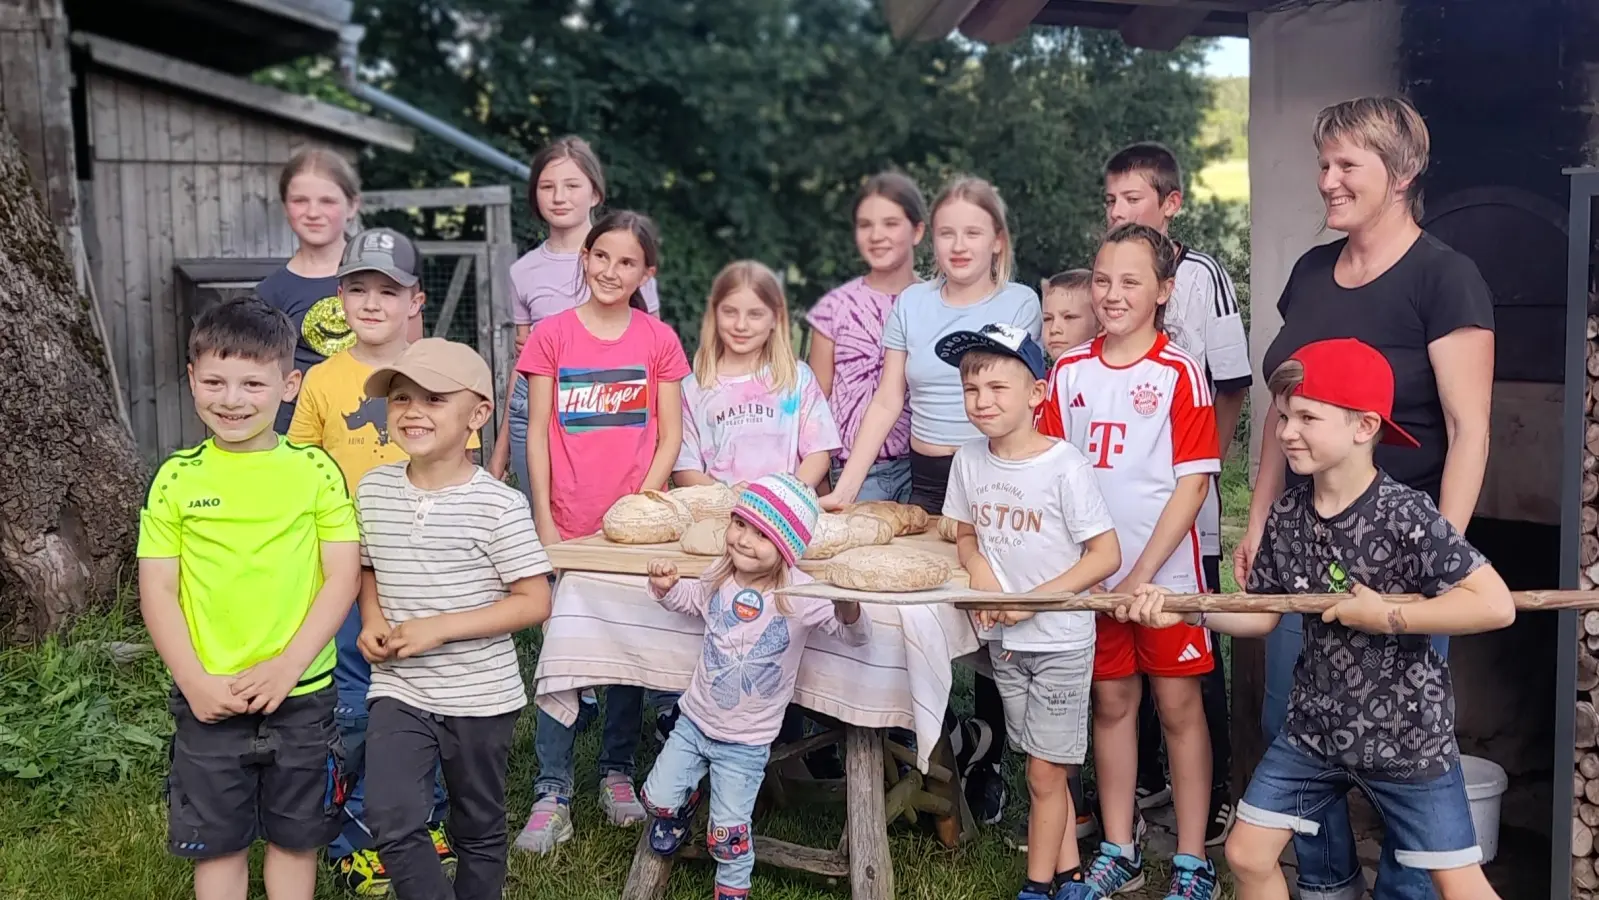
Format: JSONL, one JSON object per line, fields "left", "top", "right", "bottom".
{"left": 652, "top": 568, "right": 871, "bottom": 745}
{"left": 516, "top": 308, "right": 691, "bottom": 539}
{"left": 676, "top": 363, "right": 842, "bottom": 485}
{"left": 805, "top": 277, "right": 912, "bottom": 462}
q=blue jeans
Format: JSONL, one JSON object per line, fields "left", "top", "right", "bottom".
{"left": 329, "top": 609, "right": 449, "bottom": 859}
{"left": 831, "top": 456, "right": 911, "bottom": 503}
{"left": 640, "top": 716, "right": 770, "bottom": 892}
{"left": 534, "top": 685, "right": 648, "bottom": 799}
{"left": 1240, "top": 737, "right": 1481, "bottom": 885}
{"left": 1261, "top": 615, "right": 1452, "bottom": 900}
{"left": 508, "top": 375, "right": 531, "bottom": 503}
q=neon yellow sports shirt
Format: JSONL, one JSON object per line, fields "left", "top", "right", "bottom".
{"left": 137, "top": 436, "right": 359, "bottom": 696}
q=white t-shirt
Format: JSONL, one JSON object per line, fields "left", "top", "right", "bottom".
{"left": 943, "top": 438, "right": 1116, "bottom": 652}
{"left": 357, "top": 464, "right": 552, "bottom": 717}
{"left": 1038, "top": 334, "right": 1221, "bottom": 593}
{"left": 1166, "top": 247, "right": 1251, "bottom": 561}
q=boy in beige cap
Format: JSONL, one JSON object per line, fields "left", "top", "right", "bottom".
{"left": 354, "top": 338, "right": 554, "bottom": 900}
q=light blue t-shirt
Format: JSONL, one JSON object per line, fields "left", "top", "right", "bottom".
{"left": 881, "top": 279, "right": 1042, "bottom": 446}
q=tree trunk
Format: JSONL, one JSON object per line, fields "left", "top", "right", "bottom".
{"left": 0, "top": 109, "right": 144, "bottom": 640}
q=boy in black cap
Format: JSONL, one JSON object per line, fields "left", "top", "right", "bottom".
{"left": 936, "top": 323, "right": 1123, "bottom": 900}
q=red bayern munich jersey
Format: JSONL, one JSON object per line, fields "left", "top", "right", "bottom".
{"left": 1037, "top": 333, "right": 1220, "bottom": 592}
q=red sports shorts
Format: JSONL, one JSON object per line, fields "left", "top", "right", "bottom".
{"left": 1093, "top": 615, "right": 1215, "bottom": 680}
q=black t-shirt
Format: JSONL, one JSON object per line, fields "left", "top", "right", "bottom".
{"left": 1247, "top": 471, "right": 1486, "bottom": 781}
{"left": 1262, "top": 232, "right": 1494, "bottom": 501}
{"left": 255, "top": 267, "right": 351, "bottom": 432}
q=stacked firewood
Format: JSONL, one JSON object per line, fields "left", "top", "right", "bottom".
{"left": 1576, "top": 316, "right": 1599, "bottom": 895}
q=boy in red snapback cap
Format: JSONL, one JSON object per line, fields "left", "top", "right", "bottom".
{"left": 1117, "top": 338, "right": 1515, "bottom": 900}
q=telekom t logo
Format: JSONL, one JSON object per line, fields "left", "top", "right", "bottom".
{"left": 1086, "top": 421, "right": 1127, "bottom": 468}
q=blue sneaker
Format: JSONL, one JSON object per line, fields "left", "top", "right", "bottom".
{"left": 1054, "top": 880, "right": 1098, "bottom": 900}
{"left": 1164, "top": 853, "right": 1217, "bottom": 900}
{"left": 1083, "top": 842, "right": 1144, "bottom": 896}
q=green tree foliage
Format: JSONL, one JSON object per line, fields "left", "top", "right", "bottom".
{"left": 1199, "top": 75, "right": 1249, "bottom": 159}
{"left": 264, "top": 0, "right": 1247, "bottom": 340}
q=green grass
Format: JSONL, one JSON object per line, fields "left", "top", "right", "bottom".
{"left": 0, "top": 456, "right": 1257, "bottom": 899}
{"left": 1192, "top": 159, "right": 1250, "bottom": 204}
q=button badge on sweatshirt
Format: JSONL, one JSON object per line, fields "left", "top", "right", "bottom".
{"left": 732, "top": 589, "right": 764, "bottom": 622}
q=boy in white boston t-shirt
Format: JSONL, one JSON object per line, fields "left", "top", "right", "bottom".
{"left": 937, "top": 323, "right": 1122, "bottom": 900}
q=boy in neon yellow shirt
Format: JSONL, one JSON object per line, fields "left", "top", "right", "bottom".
{"left": 138, "top": 296, "right": 361, "bottom": 900}
{"left": 289, "top": 228, "right": 464, "bottom": 894}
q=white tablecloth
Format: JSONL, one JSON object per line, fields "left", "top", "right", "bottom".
{"left": 533, "top": 572, "right": 981, "bottom": 771}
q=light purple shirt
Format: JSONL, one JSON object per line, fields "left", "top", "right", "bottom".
{"left": 805, "top": 277, "right": 911, "bottom": 462}
{"left": 652, "top": 569, "right": 871, "bottom": 746}
{"left": 510, "top": 241, "right": 661, "bottom": 325}
{"left": 676, "top": 363, "right": 842, "bottom": 485}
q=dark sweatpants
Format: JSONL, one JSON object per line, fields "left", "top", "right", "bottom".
{"left": 365, "top": 698, "right": 519, "bottom": 900}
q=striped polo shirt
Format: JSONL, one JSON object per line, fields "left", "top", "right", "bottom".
{"left": 356, "top": 463, "right": 551, "bottom": 716}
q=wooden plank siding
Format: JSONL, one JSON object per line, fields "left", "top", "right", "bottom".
{"left": 82, "top": 68, "right": 364, "bottom": 459}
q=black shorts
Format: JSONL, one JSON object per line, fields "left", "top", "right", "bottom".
{"left": 166, "top": 686, "right": 346, "bottom": 859}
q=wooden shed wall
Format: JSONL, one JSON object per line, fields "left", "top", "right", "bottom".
{"left": 82, "top": 68, "right": 359, "bottom": 460}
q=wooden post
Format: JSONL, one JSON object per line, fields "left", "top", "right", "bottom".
{"left": 1230, "top": 635, "right": 1268, "bottom": 798}
{"left": 844, "top": 726, "right": 893, "bottom": 900}
{"left": 620, "top": 827, "right": 674, "bottom": 900}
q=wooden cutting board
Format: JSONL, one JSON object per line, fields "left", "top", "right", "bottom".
{"left": 546, "top": 519, "right": 966, "bottom": 583}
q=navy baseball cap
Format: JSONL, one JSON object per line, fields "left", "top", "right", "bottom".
{"left": 935, "top": 323, "right": 1049, "bottom": 380}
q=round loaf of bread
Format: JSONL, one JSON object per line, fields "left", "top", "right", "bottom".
{"left": 936, "top": 515, "right": 960, "bottom": 543}
{"left": 602, "top": 491, "right": 692, "bottom": 544}
{"left": 847, "top": 500, "right": 930, "bottom": 536}
{"left": 847, "top": 513, "right": 895, "bottom": 547}
{"left": 669, "top": 483, "right": 737, "bottom": 522}
{"left": 680, "top": 517, "right": 728, "bottom": 556}
{"left": 826, "top": 546, "right": 952, "bottom": 592}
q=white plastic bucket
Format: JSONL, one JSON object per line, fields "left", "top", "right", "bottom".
{"left": 1460, "top": 755, "right": 1508, "bottom": 863}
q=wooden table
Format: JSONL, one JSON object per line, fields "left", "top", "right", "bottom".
{"left": 620, "top": 720, "right": 974, "bottom": 900}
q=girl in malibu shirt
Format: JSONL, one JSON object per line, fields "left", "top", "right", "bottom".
{"left": 675, "top": 260, "right": 841, "bottom": 490}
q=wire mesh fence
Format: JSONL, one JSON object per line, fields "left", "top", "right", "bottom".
{"left": 418, "top": 251, "right": 479, "bottom": 345}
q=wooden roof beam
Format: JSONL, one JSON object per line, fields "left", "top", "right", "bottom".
{"left": 72, "top": 32, "right": 413, "bottom": 152}
{"left": 959, "top": 0, "right": 1052, "bottom": 43}
{"left": 1118, "top": 4, "right": 1210, "bottom": 50}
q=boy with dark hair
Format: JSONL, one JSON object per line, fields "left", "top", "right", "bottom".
{"left": 1103, "top": 140, "right": 1250, "bottom": 844}
{"left": 1122, "top": 338, "right": 1514, "bottom": 900}
{"left": 936, "top": 323, "right": 1122, "bottom": 900}
{"left": 1040, "top": 269, "right": 1099, "bottom": 363}
{"left": 357, "top": 338, "right": 554, "bottom": 900}
{"left": 139, "top": 295, "right": 362, "bottom": 900}
{"left": 289, "top": 226, "right": 463, "bottom": 895}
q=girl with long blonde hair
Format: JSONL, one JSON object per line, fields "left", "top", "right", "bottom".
{"left": 672, "top": 260, "right": 841, "bottom": 491}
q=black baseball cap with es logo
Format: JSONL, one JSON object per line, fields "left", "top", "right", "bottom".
{"left": 337, "top": 227, "right": 421, "bottom": 288}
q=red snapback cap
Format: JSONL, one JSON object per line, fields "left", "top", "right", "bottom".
{"left": 1286, "top": 338, "right": 1419, "bottom": 448}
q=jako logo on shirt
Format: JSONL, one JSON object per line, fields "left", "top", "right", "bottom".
{"left": 557, "top": 367, "right": 649, "bottom": 432}
{"left": 188, "top": 497, "right": 221, "bottom": 509}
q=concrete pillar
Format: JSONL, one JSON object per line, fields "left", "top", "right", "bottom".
{"left": 1245, "top": 0, "right": 1403, "bottom": 475}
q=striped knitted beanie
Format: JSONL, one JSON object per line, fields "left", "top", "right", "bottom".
{"left": 731, "top": 473, "right": 820, "bottom": 566}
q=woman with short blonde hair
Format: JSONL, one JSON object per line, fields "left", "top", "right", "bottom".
{"left": 1233, "top": 95, "right": 1495, "bottom": 900}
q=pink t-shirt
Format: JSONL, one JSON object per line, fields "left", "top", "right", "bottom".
{"left": 510, "top": 242, "right": 662, "bottom": 325}
{"left": 675, "top": 363, "right": 842, "bottom": 486}
{"left": 516, "top": 308, "right": 691, "bottom": 539}
{"left": 805, "top": 277, "right": 911, "bottom": 462}
{"left": 652, "top": 569, "right": 871, "bottom": 746}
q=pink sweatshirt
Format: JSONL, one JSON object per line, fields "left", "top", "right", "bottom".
{"left": 651, "top": 569, "right": 871, "bottom": 746}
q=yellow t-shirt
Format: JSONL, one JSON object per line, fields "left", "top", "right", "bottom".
{"left": 289, "top": 349, "right": 480, "bottom": 493}
{"left": 136, "top": 437, "right": 359, "bottom": 695}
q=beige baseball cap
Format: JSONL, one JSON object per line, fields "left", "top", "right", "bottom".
{"left": 364, "top": 338, "right": 495, "bottom": 407}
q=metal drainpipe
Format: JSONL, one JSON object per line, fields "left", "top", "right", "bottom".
{"left": 337, "top": 25, "right": 531, "bottom": 181}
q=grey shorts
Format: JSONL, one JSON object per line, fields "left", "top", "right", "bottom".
{"left": 988, "top": 644, "right": 1093, "bottom": 765}
{"left": 166, "top": 686, "right": 346, "bottom": 859}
